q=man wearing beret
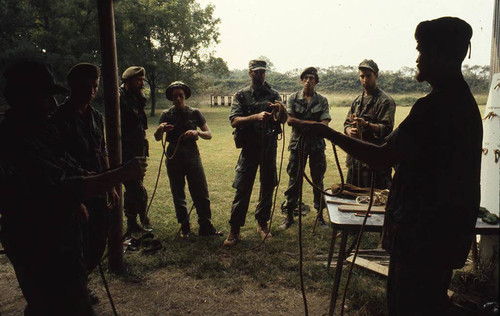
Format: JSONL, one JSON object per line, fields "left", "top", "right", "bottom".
{"left": 224, "top": 59, "right": 287, "bottom": 246}
{"left": 344, "top": 59, "right": 396, "bottom": 189}
{"left": 281, "top": 67, "right": 331, "bottom": 229}
{"left": 120, "top": 66, "right": 152, "bottom": 234}
{"left": 0, "top": 61, "right": 147, "bottom": 315}
{"left": 50, "top": 63, "right": 119, "bottom": 301}
{"left": 154, "top": 81, "right": 222, "bottom": 237}
{"left": 302, "top": 17, "right": 481, "bottom": 315}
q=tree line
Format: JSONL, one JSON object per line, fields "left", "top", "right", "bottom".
{"left": 0, "top": 0, "right": 489, "bottom": 114}
{"left": 209, "top": 63, "right": 490, "bottom": 98}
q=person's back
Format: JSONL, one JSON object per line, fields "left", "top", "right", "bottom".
{"left": 384, "top": 77, "right": 482, "bottom": 268}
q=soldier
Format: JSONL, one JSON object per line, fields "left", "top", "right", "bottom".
{"left": 343, "top": 59, "right": 396, "bottom": 189}
{"left": 50, "top": 63, "right": 119, "bottom": 302}
{"left": 281, "top": 67, "right": 331, "bottom": 229}
{"left": 303, "top": 17, "right": 481, "bottom": 315}
{"left": 0, "top": 61, "right": 147, "bottom": 315}
{"left": 120, "top": 66, "right": 152, "bottom": 234}
{"left": 154, "top": 81, "right": 222, "bottom": 237}
{"left": 223, "top": 59, "right": 287, "bottom": 246}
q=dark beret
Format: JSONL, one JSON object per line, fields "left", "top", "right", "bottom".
{"left": 415, "top": 17, "right": 472, "bottom": 60}
{"left": 165, "top": 81, "right": 191, "bottom": 101}
{"left": 67, "top": 63, "right": 100, "bottom": 83}
{"left": 300, "top": 67, "right": 319, "bottom": 82}
{"left": 121, "top": 66, "right": 145, "bottom": 80}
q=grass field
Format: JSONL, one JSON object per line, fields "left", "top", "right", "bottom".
{"left": 114, "top": 93, "right": 488, "bottom": 315}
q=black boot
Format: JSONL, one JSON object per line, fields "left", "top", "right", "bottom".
{"left": 180, "top": 221, "right": 193, "bottom": 238}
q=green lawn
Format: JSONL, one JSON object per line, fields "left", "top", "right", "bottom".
{"left": 122, "top": 95, "right": 486, "bottom": 315}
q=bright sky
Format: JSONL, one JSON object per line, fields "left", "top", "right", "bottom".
{"left": 199, "top": 0, "right": 495, "bottom": 72}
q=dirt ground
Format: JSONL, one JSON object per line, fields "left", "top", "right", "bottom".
{"left": 0, "top": 255, "right": 337, "bottom": 316}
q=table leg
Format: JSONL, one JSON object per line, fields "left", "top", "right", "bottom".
{"left": 329, "top": 230, "right": 348, "bottom": 316}
{"left": 327, "top": 228, "right": 338, "bottom": 269}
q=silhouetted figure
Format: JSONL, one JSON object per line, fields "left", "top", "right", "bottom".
{"left": 303, "top": 17, "right": 481, "bottom": 315}
{"left": 0, "top": 61, "right": 147, "bottom": 315}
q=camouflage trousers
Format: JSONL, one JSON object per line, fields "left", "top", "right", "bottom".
{"left": 123, "top": 178, "right": 148, "bottom": 222}
{"left": 284, "top": 150, "right": 327, "bottom": 212}
{"left": 229, "top": 144, "right": 277, "bottom": 227}
{"left": 82, "top": 196, "right": 109, "bottom": 273}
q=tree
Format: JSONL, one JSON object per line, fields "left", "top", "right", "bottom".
{"left": 115, "top": 0, "right": 222, "bottom": 115}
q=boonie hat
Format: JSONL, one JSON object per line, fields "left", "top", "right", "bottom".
{"left": 4, "top": 61, "right": 68, "bottom": 96}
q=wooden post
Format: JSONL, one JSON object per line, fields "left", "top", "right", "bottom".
{"left": 490, "top": 0, "right": 500, "bottom": 83}
{"left": 97, "top": 0, "right": 125, "bottom": 272}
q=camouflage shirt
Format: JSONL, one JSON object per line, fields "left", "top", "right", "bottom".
{"left": 50, "top": 100, "right": 108, "bottom": 173}
{"left": 0, "top": 109, "right": 85, "bottom": 255}
{"left": 229, "top": 82, "right": 282, "bottom": 148}
{"left": 287, "top": 90, "right": 331, "bottom": 152}
{"left": 159, "top": 105, "right": 206, "bottom": 158}
{"left": 343, "top": 88, "right": 396, "bottom": 167}
{"left": 119, "top": 87, "right": 148, "bottom": 158}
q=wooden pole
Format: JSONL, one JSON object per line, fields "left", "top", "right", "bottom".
{"left": 490, "top": 0, "right": 500, "bottom": 83}
{"left": 97, "top": 0, "right": 125, "bottom": 272}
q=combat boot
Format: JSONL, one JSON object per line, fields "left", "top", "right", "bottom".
{"left": 199, "top": 223, "right": 223, "bottom": 237}
{"left": 257, "top": 221, "right": 272, "bottom": 240}
{"left": 223, "top": 226, "right": 240, "bottom": 246}
{"left": 140, "top": 215, "right": 153, "bottom": 232}
{"left": 126, "top": 218, "right": 142, "bottom": 236}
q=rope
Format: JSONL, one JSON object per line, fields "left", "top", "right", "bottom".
{"left": 297, "top": 133, "right": 309, "bottom": 315}
{"left": 246, "top": 120, "right": 286, "bottom": 251}
{"left": 172, "top": 203, "right": 195, "bottom": 241}
{"left": 340, "top": 171, "right": 375, "bottom": 316}
{"left": 98, "top": 262, "right": 118, "bottom": 316}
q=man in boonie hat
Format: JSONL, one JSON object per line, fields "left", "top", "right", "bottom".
{"left": 281, "top": 67, "right": 331, "bottom": 229}
{"left": 343, "top": 58, "right": 396, "bottom": 190}
{"left": 300, "top": 17, "right": 481, "bottom": 315}
{"left": 155, "top": 81, "right": 222, "bottom": 238}
{"left": 224, "top": 59, "right": 287, "bottom": 246}
{"left": 119, "top": 66, "right": 152, "bottom": 234}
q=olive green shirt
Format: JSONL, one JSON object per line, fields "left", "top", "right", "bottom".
{"left": 229, "top": 82, "right": 282, "bottom": 148}
{"left": 343, "top": 88, "right": 396, "bottom": 167}
{"left": 287, "top": 90, "right": 331, "bottom": 152}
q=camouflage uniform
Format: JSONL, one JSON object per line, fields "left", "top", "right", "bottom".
{"left": 285, "top": 90, "right": 331, "bottom": 211}
{"left": 50, "top": 101, "right": 109, "bottom": 273}
{"left": 229, "top": 82, "right": 282, "bottom": 227}
{"left": 0, "top": 109, "right": 92, "bottom": 315}
{"left": 343, "top": 88, "right": 395, "bottom": 188}
{"left": 119, "top": 86, "right": 149, "bottom": 225}
{"left": 159, "top": 106, "right": 213, "bottom": 228}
